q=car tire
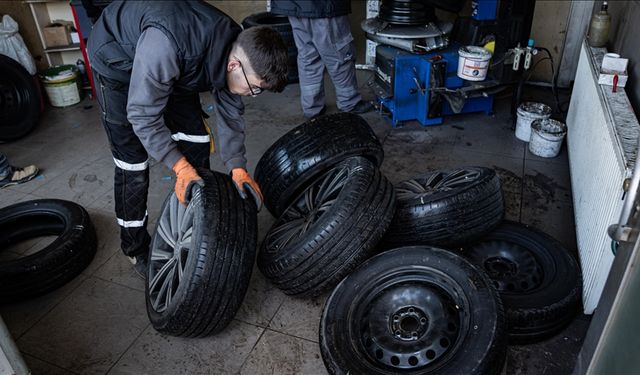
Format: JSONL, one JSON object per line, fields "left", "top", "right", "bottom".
{"left": 0, "top": 199, "right": 96, "bottom": 302}
{"left": 0, "top": 54, "right": 40, "bottom": 142}
{"left": 320, "top": 246, "right": 507, "bottom": 375}
{"left": 384, "top": 166, "right": 504, "bottom": 248}
{"left": 146, "top": 169, "right": 258, "bottom": 337}
{"left": 461, "top": 221, "right": 582, "bottom": 344}
{"left": 258, "top": 156, "right": 395, "bottom": 297}
{"left": 255, "top": 113, "right": 384, "bottom": 217}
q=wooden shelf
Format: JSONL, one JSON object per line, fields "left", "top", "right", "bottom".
{"left": 44, "top": 43, "right": 81, "bottom": 53}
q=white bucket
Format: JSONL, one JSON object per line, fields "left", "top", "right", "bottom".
{"left": 457, "top": 46, "right": 492, "bottom": 81}
{"left": 42, "top": 65, "right": 81, "bottom": 107}
{"left": 529, "top": 118, "right": 567, "bottom": 158}
{"left": 515, "top": 102, "right": 552, "bottom": 141}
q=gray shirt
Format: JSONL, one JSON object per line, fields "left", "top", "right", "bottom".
{"left": 126, "top": 27, "right": 247, "bottom": 171}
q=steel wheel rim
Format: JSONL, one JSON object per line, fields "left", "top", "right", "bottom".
{"left": 466, "top": 240, "right": 544, "bottom": 293}
{"left": 350, "top": 269, "right": 470, "bottom": 371}
{"left": 148, "top": 188, "right": 202, "bottom": 313}
{"left": 265, "top": 165, "right": 349, "bottom": 252}
{"left": 396, "top": 168, "right": 482, "bottom": 201}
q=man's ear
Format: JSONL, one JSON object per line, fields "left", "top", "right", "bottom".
{"left": 227, "top": 59, "right": 240, "bottom": 72}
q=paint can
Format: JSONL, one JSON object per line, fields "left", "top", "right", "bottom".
{"left": 457, "top": 46, "right": 492, "bottom": 81}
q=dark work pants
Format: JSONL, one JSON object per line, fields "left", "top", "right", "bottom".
{"left": 93, "top": 71, "right": 211, "bottom": 258}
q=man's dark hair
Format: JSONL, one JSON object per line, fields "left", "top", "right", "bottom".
{"left": 236, "top": 26, "right": 288, "bottom": 92}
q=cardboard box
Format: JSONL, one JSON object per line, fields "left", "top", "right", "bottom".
{"left": 43, "top": 21, "right": 73, "bottom": 48}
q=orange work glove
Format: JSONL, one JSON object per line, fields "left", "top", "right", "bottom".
{"left": 172, "top": 156, "right": 202, "bottom": 205}
{"left": 231, "top": 168, "right": 263, "bottom": 211}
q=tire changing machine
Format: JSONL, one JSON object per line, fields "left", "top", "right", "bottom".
{"left": 365, "top": 0, "right": 508, "bottom": 127}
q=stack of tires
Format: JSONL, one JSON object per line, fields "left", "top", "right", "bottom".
{"left": 256, "top": 115, "right": 582, "bottom": 373}
{"left": 255, "top": 113, "right": 395, "bottom": 297}
{"left": 316, "top": 160, "right": 581, "bottom": 374}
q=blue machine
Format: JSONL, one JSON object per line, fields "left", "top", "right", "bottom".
{"left": 373, "top": 0, "right": 499, "bottom": 127}
{"left": 374, "top": 44, "right": 494, "bottom": 127}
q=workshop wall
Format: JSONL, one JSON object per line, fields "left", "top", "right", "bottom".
{"left": 528, "top": 1, "right": 571, "bottom": 84}
{"left": 607, "top": 0, "right": 640, "bottom": 115}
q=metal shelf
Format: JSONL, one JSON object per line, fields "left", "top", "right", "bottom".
{"left": 44, "top": 43, "right": 81, "bottom": 53}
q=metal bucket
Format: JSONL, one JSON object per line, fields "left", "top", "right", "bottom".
{"left": 515, "top": 102, "right": 552, "bottom": 141}
{"left": 42, "top": 65, "right": 81, "bottom": 107}
{"left": 529, "top": 118, "right": 567, "bottom": 158}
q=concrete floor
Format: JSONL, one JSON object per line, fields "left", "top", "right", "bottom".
{"left": 0, "top": 72, "right": 590, "bottom": 374}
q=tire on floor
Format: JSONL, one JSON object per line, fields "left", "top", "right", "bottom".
{"left": 0, "top": 199, "right": 97, "bottom": 302}
{"left": 255, "top": 112, "right": 384, "bottom": 217}
{"left": 258, "top": 156, "right": 395, "bottom": 297}
{"left": 0, "top": 54, "right": 41, "bottom": 142}
{"left": 384, "top": 166, "right": 504, "bottom": 248}
{"left": 461, "top": 221, "right": 582, "bottom": 344}
{"left": 145, "top": 169, "right": 258, "bottom": 337}
{"left": 320, "top": 246, "right": 507, "bottom": 375}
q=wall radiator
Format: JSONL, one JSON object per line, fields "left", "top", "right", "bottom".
{"left": 566, "top": 41, "right": 639, "bottom": 314}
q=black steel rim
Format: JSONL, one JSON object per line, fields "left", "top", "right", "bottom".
{"left": 349, "top": 268, "right": 470, "bottom": 371}
{"left": 148, "top": 188, "right": 202, "bottom": 313}
{"left": 465, "top": 240, "right": 544, "bottom": 293}
{"left": 0, "top": 75, "right": 31, "bottom": 126}
{"left": 396, "top": 168, "right": 482, "bottom": 201}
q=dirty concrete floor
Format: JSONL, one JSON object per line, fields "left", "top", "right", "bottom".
{"left": 0, "top": 71, "right": 590, "bottom": 374}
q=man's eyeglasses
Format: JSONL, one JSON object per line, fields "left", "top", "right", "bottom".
{"left": 239, "top": 60, "right": 263, "bottom": 97}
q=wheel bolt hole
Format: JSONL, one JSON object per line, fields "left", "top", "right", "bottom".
{"left": 391, "top": 356, "right": 400, "bottom": 366}
{"left": 440, "top": 337, "right": 450, "bottom": 348}
{"left": 409, "top": 356, "right": 419, "bottom": 366}
{"left": 393, "top": 315, "right": 399, "bottom": 321}
{"left": 426, "top": 350, "right": 436, "bottom": 360}
{"left": 376, "top": 349, "right": 383, "bottom": 359}
{"left": 408, "top": 307, "right": 415, "bottom": 313}
{"left": 420, "top": 317, "right": 427, "bottom": 325}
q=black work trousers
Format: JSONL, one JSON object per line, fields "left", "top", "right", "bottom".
{"left": 94, "top": 71, "right": 211, "bottom": 258}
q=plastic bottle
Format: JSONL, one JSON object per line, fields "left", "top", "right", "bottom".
{"left": 589, "top": 2, "right": 611, "bottom": 48}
